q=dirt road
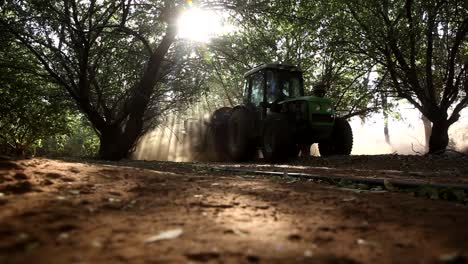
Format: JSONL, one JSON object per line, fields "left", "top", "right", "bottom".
{"left": 1, "top": 156, "right": 467, "bottom": 264}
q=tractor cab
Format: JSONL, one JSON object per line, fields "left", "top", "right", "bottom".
{"left": 243, "top": 63, "right": 304, "bottom": 108}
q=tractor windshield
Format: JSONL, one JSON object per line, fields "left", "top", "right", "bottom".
{"left": 266, "top": 70, "right": 303, "bottom": 103}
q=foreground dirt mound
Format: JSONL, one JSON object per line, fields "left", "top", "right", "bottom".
{"left": 0, "top": 157, "right": 467, "bottom": 264}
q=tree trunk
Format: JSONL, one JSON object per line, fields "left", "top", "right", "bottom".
{"left": 14, "top": 143, "right": 27, "bottom": 157}
{"left": 428, "top": 119, "right": 449, "bottom": 154}
{"left": 98, "top": 127, "right": 128, "bottom": 160}
{"left": 384, "top": 124, "right": 390, "bottom": 145}
{"left": 382, "top": 93, "right": 390, "bottom": 144}
{"left": 98, "top": 124, "right": 142, "bottom": 160}
{"left": 96, "top": 26, "right": 176, "bottom": 160}
{"left": 421, "top": 115, "right": 432, "bottom": 152}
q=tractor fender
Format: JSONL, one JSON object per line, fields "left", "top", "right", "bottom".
{"left": 231, "top": 104, "right": 261, "bottom": 139}
{"left": 227, "top": 106, "right": 258, "bottom": 161}
{"left": 206, "top": 107, "right": 233, "bottom": 160}
{"left": 209, "top": 107, "right": 232, "bottom": 127}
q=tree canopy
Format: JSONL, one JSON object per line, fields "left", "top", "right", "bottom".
{"left": 0, "top": 0, "right": 467, "bottom": 158}
{"left": 338, "top": 0, "right": 468, "bottom": 153}
{"left": 0, "top": 27, "right": 71, "bottom": 156}
{"left": 1, "top": 0, "right": 208, "bottom": 159}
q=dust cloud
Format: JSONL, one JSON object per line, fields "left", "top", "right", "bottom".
{"left": 133, "top": 107, "right": 468, "bottom": 161}
{"left": 132, "top": 114, "right": 210, "bottom": 162}
{"left": 351, "top": 107, "right": 468, "bottom": 155}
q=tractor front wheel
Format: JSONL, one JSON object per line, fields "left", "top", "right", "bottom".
{"left": 262, "top": 116, "right": 292, "bottom": 162}
{"left": 318, "top": 117, "right": 353, "bottom": 156}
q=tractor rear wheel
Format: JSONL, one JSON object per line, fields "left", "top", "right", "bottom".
{"left": 318, "top": 117, "right": 353, "bottom": 156}
{"left": 262, "top": 115, "right": 292, "bottom": 162}
{"left": 208, "top": 107, "right": 232, "bottom": 160}
{"left": 227, "top": 107, "right": 256, "bottom": 161}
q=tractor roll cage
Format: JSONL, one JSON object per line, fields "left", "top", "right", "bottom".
{"left": 243, "top": 63, "right": 305, "bottom": 106}
{"left": 243, "top": 63, "right": 302, "bottom": 78}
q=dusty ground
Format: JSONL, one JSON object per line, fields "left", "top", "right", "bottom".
{"left": 1, "top": 155, "right": 468, "bottom": 264}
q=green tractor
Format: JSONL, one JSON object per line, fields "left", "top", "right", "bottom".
{"left": 207, "top": 63, "right": 353, "bottom": 162}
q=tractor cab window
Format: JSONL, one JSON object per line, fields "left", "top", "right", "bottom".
{"left": 280, "top": 71, "right": 303, "bottom": 98}
{"left": 250, "top": 73, "right": 264, "bottom": 106}
{"left": 289, "top": 74, "right": 303, "bottom": 97}
{"left": 266, "top": 70, "right": 279, "bottom": 104}
{"left": 266, "top": 70, "right": 303, "bottom": 103}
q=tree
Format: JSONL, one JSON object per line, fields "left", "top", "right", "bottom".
{"left": 38, "top": 114, "right": 100, "bottom": 157}
{"left": 1, "top": 0, "right": 205, "bottom": 160}
{"left": 337, "top": 0, "right": 468, "bottom": 153}
{"left": 203, "top": 0, "right": 381, "bottom": 119}
{"left": 0, "top": 31, "right": 71, "bottom": 156}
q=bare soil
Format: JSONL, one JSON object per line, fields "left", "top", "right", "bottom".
{"left": 1, "top": 155, "right": 468, "bottom": 264}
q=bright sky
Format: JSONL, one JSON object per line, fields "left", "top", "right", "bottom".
{"left": 177, "top": 7, "right": 234, "bottom": 42}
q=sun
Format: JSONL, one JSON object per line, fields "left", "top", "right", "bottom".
{"left": 177, "top": 7, "right": 227, "bottom": 42}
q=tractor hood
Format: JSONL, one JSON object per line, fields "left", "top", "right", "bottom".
{"left": 279, "top": 95, "right": 333, "bottom": 105}
{"left": 278, "top": 95, "right": 335, "bottom": 116}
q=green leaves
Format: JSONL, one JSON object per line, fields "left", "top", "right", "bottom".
{"left": 39, "top": 115, "right": 100, "bottom": 157}
{"left": 383, "top": 179, "right": 398, "bottom": 191}
{"left": 200, "top": 0, "right": 380, "bottom": 119}
{"left": 0, "top": 44, "right": 71, "bottom": 155}
{"left": 2, "top": 0, "right": 212, "bottom": 159}
{"left": 0, "top": 22, "right": 80, "bottom": 156}
{"left": 413, "top": 186, "right": 467, "bottom": 202}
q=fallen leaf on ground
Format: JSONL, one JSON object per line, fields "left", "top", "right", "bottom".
{"left": 356, "top": 238, "right": 378, "bottom": 246}
{"left": 439, "top": 252, "right": 466, "bottom": 263}
{"left": 17, "top": 232, "right": 29, "bottom": 241}
{"left": 335, "top": 187, "right": 363, "bottom": 193}
{"left": 371, "top": 186, "right": 384, "bottom": 191}
{"left": 68, "top": 190, "right": 80, "bottom": 195}
{"left": 108, "top": 198, "right": 121, "bottom": 203}
{"left": 384, "top": 179, "right": 397, "bottom": 191}
{"left": 144, "top": 228, "right": 183, "bottom": 243}
{"left": 69, "top": 167, "right": 80, "bottom": 173}
{"left": 57, "top": 233, "right": 69, "bottom": 240}
{"left": 342, "top": 197, "right": 357, "bottom": 202}
{"left": 304, "top": 250, "right": 314, "bottom": 257}
{"left": 356, "top": 238, "right": 366, "bottom": 245}
{"left": 224, "top": 228, "right": 249, "bottom": 236}
{"left": 91, "top": 240, "right": 102, "bottom": 248}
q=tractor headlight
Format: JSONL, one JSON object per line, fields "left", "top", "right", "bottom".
{"left": 325, "top": 105, "right": 333, "bottom": 113}
{"left": 314, "top": 104, "right": 321, "bottom": 111}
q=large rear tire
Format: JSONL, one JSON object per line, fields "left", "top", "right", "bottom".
{"left": 319, "top": 117, "right": 353, "bottom": 156}
{"left": 227, "top": 107, "right": 256, "bottom": 161}
{"left": 261, "top": 115, "right": 293, "bottom": 162}
{"left": 208, "top": 107, "right": 232, "bottom": 160}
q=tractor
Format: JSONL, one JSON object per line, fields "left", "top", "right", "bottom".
{"left": 205, "top": 63, "right": 353, "bottom": 162}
